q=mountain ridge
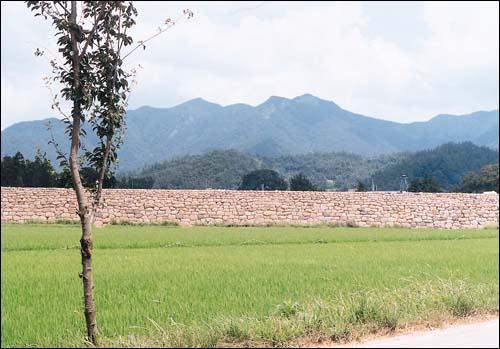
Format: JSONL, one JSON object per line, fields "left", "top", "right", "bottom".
{"left": 1, "top": 94, "right": 498, "bottom": 172}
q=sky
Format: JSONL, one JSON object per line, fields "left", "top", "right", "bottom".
{"left": 1, "top": 1, "right": 499, "bottom": 130}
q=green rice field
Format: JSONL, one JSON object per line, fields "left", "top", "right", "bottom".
{"left": 1, "top": 223, "right": 498, "bottom": 347}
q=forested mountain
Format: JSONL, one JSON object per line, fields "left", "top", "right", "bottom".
{"left": 119, "top": 149, "right": 401, "bottom": 191}
{"left": 1, "top": 94, "right": 498, "bottom": 171}
{"left": 120, "top": 143, "right": 499, "bottom": 191}
{"left": 129, "top": 150, "right": 263, "bottom": 190}
{"left": 0, "top": 148, "right": 391, "bottom": 190}
{"left": 370, "top": 142, "right": 499, "bottom": 191}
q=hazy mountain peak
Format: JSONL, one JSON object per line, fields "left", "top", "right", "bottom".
{"left": 225, "top": 102, "right": 252, "bottom": 108}
{"left": 293, "top": 94, "right": 342, "bottom": 109}
{"left": 293, "top": 93, "right": 320, "bottom": 103}
{"left": 256, "top": 96, "right": 291, "bottom": 119}
{"left": 429, "top": 110, "right": 499, "bottom": 123}
{"left": 260, "top": 95, "right": 290, "bottom": 106}
{"left": 176, "top": 97, "right": 221, "bottom": 109}
{"left": 1, "top": 97, "right": 498, "bottom": 172}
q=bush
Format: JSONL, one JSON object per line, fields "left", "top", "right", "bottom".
{"left": 290, "top": 174, "right": 317, "bottom": 191}
{"left": 239, "top": 169, "right": 288, "bottom": 191}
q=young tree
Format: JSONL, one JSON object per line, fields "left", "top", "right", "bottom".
{"left": 26, "top": 1, "right": 192, "bottom": 344}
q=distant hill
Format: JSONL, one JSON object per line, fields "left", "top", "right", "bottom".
{"left": 1, "top": 94, "right": 498, "bottom": 171}
{"left": 132, "top": 150, "right": 263, "bottom": 190}
{"left": 370, "top": 142, "right": 499, "bottom": 191}
{"left": 121, "top": 149, "right": 400, "bottom": 190}
{"left": 122, "top": 143, "right": 498, "bottom": 191}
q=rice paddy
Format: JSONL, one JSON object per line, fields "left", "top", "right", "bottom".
{"left": 1, "top": 223, "right": 498, "bottom": 347}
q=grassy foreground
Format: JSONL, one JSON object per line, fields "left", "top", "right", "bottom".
{"left": 1, "top": 224, "right": 498, "bottom": 347}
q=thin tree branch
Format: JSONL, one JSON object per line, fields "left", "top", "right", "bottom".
{"left": 79, "top": 4, "right": 107, "bottom": 58}
{"left": 46, "top": 120, "right": 70, "bottom": 171}
{"left": 122, "top": 11, "right": 190, "bottom": 61}
{"left": 94, "top": 136, "right": 112, "bottom": 208}
{"left": 94, "top": 5, "right": 125, "bottom": 207}
{"left": 26, "top": 41, "right": 71, "bottom": 73}
{"left": 45, "top": 80, "right": 70, "bottom": 120}
{"left": 54, "top": 1, "right": 71, "bottom": 16}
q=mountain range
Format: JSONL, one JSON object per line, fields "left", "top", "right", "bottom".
{"left": 1, "top": 94, "right": 498, "bottom": 171}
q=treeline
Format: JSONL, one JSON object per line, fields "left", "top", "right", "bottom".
{"left": 2, "top": 151, "right": 58, "bottom": 187}
{"left": 368, "top": 142, "right": 499, "bottom": 191}
{"left": 2, "top": 142, "right": 498, "bottom": 193}
{"left": 1, "top": 151, "right": 117, "bottom": 188}
{"left": 119, "top": 143, "right": 499, "bottom": 192}
{"left": 119, "top": 149, "right": 402, "bottom": 190}
{"left": 239, "top": 170, "right": 318, "bottom": 191}
{"left": 455, "top": 164, "right": 499, "bottom": 193}
{"left": 0, "top": 150, "right": 319, "bottom": 192}
{"left": 401, "top": 164, "right": 499, "bottom": 193}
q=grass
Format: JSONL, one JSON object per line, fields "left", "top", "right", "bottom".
{"left": 1, "top": 223, "right": 498, "bottom": 347}
{"left": 109, "top": 220, "right": 179, "bottom": 227}
{"left": 484, "top": 222, "right": 499, "bottom": 230}
{"left": 195, "top": 221, "right": 360, "bottom": 228}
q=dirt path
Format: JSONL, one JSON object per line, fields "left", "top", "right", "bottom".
{"left": 328, "top": 318, "right": 499, "bottom": 348}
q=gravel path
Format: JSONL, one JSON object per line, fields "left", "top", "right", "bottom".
{"left": 338, "top": 319, "right": 499, "bottom": 348}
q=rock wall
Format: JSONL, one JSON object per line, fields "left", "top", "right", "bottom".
{"left": 1, "top": 187, "right": 498, "bottom": 229}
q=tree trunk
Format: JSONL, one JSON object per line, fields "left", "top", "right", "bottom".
{"left": 80, "top": 215, "right": 97, "bottom": 344}
{"left": 69, "top": 1, "right": 98, "bottom": 344}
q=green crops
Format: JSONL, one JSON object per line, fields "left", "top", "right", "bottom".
{"left": 1, "top": 224, "right": 498, "bottom": 347}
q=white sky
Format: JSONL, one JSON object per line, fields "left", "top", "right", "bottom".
{"left": 1, "top": 1, "right": 499, "bottom": 129}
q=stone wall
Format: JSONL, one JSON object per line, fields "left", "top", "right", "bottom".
{"left": 1, "top": 187, "right": 498, "bottom": 229}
